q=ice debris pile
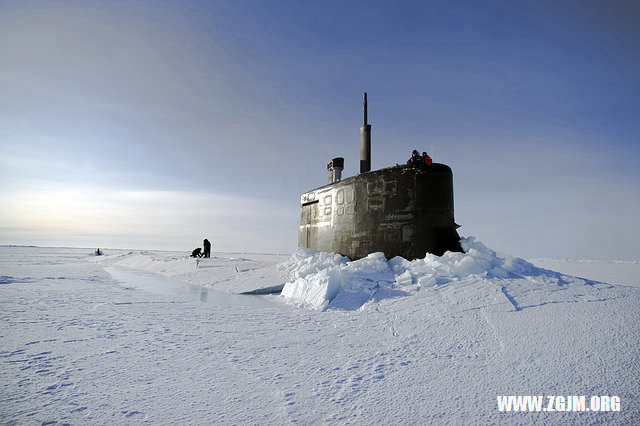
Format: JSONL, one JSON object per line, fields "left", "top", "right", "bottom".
{"left": 280, "top": 237, "right": 546, "bottom": 310}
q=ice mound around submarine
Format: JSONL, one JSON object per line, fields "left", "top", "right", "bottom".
{"left": 279, "top": 237, "right": 548, "bottom": 310}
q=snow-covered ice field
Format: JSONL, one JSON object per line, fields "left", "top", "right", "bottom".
{"left": 1, "top": 241, "right": 639, "bottom": 424}
{"left": 530, "top": 258, "right": 640, "bottom": 289}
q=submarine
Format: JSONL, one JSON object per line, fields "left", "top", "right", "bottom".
{"left": 298, "top": 93, "right": 463, "bottom": 260}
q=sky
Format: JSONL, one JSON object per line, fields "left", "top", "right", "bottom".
{"left": 1, "top": 0, "right": 639, "bottom": 260}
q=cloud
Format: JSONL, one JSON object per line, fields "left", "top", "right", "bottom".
{"left": 0, "top": 185, "right": 297, "bottom": 253}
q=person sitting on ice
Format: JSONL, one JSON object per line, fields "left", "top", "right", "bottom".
{"left": 407, "top": 150, "right": 424, "bottom": 167}
{"left": 422, "top": 151, "right": 433, "bottom": 166}
{"left": 191, "top": 247, "right": 203, "bottom": 258}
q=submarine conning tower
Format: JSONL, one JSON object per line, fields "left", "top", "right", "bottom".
{"left": 299, "top": 93, "right": 463, "bottom": 261}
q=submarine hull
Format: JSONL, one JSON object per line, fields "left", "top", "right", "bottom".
{"left": 299, "top": 164, "right": 463, "bottom": 260}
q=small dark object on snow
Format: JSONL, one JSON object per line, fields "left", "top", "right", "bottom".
{"left": 191, "top": 247, "right": 203, "bottom": 258}
{"left": 95, "top": 248, "right": 103, "bottom": 256}
{"left": 203, "top": 239, "right": 211, "bottom": 258}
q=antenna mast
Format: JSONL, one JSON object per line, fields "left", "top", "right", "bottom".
{"left": 360, "top": 92, "right": 372, "bottom": 173}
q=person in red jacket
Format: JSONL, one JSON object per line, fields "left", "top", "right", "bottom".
{"left": 422, "top": 151, "right": 433, "bottom": 166}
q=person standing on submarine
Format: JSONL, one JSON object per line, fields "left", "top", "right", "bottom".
{"left": 422, "top": 151, "right": 433, "bottom": 166}
{"left": 203, "top": 238, "right": 211, "bottom": 258}
{"left": 407, "top": 150, "right": 424, "bottom": 167}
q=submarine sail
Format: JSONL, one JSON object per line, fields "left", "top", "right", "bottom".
{"left": 298, "top": 93, "right": 463, "bottom": 260}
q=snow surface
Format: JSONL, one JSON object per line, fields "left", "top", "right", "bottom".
{"left": 1, "top": 242, "right": 639, "bottom": 424}
{"left": 530, "top": 258, "right": 640, "bottom": 289}
{"left": 93, "top": 250, "right": 290, "bottom": 294}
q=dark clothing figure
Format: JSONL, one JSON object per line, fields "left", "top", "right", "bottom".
{"left": 95, "top": 248, "right": 103, "bottom": 256}
{"left": 191, "top": 247, "right": 202, "bottom": 258}
{"left": 203, "top": 239, "right": 211, "bottom": 258}
{"left": 407, "top": 150, "right": 424, "bottom": 167}
{"left": 422, "top": 151, "right": 433, "bottom": 166}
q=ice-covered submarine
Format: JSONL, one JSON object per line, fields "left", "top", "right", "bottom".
{"left": 298, "top": 93, "right": 463, "bottom": 260}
